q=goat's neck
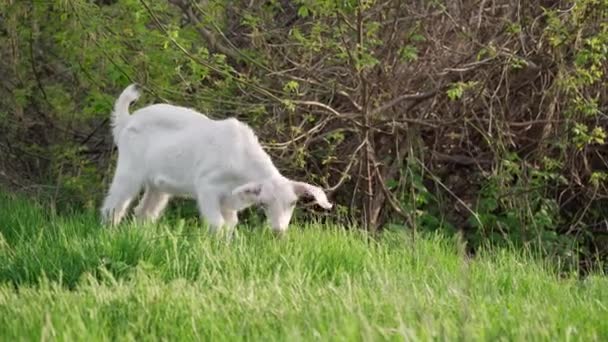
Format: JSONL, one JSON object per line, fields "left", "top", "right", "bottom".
{"left": 248, "top": 160, "right": 281, "bottom": 181}
{"left": 244, "top": 152, "right": 282, "bottom": 183}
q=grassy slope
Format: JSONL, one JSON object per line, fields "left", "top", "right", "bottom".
{"left": 0, "top": 191, "right": 607, "bottom": 341}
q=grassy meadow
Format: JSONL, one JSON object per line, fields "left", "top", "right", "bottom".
{"left": 0, "top": 191, "right": 607, "bottom": 341}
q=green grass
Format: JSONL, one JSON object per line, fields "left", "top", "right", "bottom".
{"left": 0, "top": 192, "right": 607, "bottom": 341}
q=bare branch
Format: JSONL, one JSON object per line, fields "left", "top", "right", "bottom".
{"left": 370, "top": 90, "right": 438, "bottom": 116}
{"left": 167, "top": 0, "right": 241, "bottom": 61}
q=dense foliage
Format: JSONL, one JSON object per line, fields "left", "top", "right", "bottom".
{"left": 1, "top": 0, "right": 607, "bottom": 268}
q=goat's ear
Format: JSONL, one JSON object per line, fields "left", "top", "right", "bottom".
{"left": 292, "top": 181, "right": 333, "bottom": 209}
{"left": 232, "top": 182, "right": 263, "bottom": 203}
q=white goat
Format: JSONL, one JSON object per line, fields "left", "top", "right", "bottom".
{"left": 101, "top": 84, "right": 332, "bottom": 233}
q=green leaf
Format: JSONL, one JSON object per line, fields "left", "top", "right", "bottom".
{"left": 297, "top": 5, "right": 310, "bottom": 18}
{"left": 399, "top": 45, "right": 418, "bottom": 62}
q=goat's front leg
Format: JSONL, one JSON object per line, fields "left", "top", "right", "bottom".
{"left": 221, "top": 207, "right": 239, "bottom": 238}
{"left": 196, "top": 190, "right": 225, "bottom": 233}
{"left": 221, "top": 208, "right": 238, "bottom": 230}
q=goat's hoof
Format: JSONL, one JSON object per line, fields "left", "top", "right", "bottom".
{"left": 271, "top": 229, "right": 287, "bottom": 239}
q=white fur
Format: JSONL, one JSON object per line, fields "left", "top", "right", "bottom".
{"left": 101, "top": 84, "right": 332, "bottom": 233}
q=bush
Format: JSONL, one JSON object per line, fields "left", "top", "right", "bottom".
{"left": 1, "top": 0, "right": 607, "bottom": 270}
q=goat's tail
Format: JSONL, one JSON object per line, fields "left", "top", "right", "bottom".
{"left": 111, "top": 84, "right": 141, "bottom": 144}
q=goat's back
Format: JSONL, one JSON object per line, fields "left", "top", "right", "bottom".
{"left": 115, "top": 103, "right": 277, "bottom": 189}
{"left": 126, "top": 103, "right": 262, "bottom": 151}
{"left": 127, "top": 104, "right": 211, "bottom": 132}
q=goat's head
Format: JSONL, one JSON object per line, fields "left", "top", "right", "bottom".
{"left": 231, "top": 176, "right": 332, "bottom": 233}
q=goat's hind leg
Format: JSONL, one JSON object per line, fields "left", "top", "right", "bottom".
{"left": 101, "top": 167, "right": 142, "bottom": 226}
{"left": 134, "top": 186, "right": 171, "bottom": 223}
